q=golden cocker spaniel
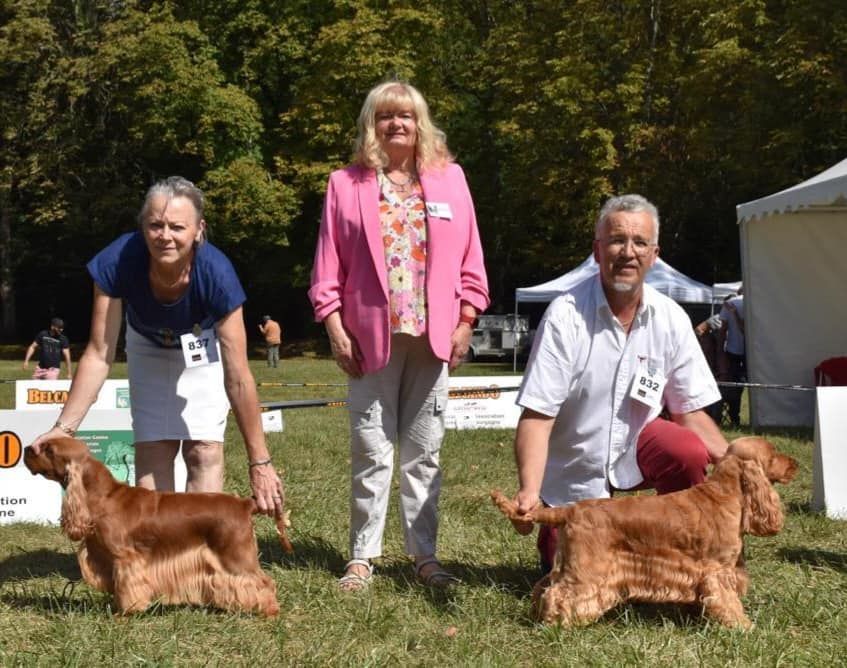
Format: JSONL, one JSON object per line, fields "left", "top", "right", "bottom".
{"left": 24, "top": 437, "right": 292, "bottom": 616}
{"left": 492, "top": 436, "right": 797, "bottom": 629}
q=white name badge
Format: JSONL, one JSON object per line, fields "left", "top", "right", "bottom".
{"left": 426, "top": 201, "right": 453, "bottom": 219}
{"left": 180, "top": 327, "right": 220, "bottom": 368}
{"left": 629, "top": 367, "right": 666, "bottom": 408}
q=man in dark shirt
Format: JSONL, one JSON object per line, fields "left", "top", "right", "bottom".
{"left": 23, "top": 317, "right": 73, "bottom": 379}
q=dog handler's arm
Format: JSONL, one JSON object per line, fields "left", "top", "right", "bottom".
{"left": 30, "top": 285, "right": 122, "bottom": 453}
{"left": 217, "top": 306, "right": 284, "bottom": 517}
{"left": 670, "top": 408, "right": 729, "bottom": 464}
{"left": 512, "top": 408, "right": 556, "bottom": 534}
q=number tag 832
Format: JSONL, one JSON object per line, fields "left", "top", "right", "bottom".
{"left": 629, "top": 367, "right": 666, "bottom": 408}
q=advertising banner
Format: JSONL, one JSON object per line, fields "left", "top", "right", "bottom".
{"left": 445, "top": 376, "right": 523, "bottom": 430}
{"left": 0, "top": 409, "right": 187, "bottom": 525}
{"left": 15, "top": 379, "right": 131, "bottom": 411}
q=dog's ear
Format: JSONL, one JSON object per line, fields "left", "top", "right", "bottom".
{"left": 739, "top": 459, "right": 784, "bottom": 536}
{"left": 61, "top": 460, "right": 93, "bottom": 541}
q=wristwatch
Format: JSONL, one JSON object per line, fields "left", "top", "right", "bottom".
{"left": 459, "top": 313, "right": 479, "bottom": 329}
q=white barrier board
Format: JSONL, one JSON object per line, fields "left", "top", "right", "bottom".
{"left": 446, "top": 376, "right": 523, "bottom": 430}
{"left": 0, "top": 409, "right": 187, "bottom": 525}
{"left": 16, "top": 379, "right": 130, "bottom": 410}
{"left": 812, "top": 386, "right": 847, "bottom": 519}
{"left": 261, "top": 409, "right": 284, "bottom": 433}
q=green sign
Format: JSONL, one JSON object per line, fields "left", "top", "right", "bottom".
{"left": 76, "top": 430, "right": 135, "bottom": 484}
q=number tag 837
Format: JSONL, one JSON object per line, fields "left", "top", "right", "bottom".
{"left": 180, "top": 328, "right": 219, "bottom": 367}
{"left": 187, "top": 338, "right": 209, "bottom": 351}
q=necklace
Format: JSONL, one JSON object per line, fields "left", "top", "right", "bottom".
{"left": 150, "top": 262, "right": 190, "bottom": 289}
{"left": 384, "top": 170, "right": 416, "bottom": 188}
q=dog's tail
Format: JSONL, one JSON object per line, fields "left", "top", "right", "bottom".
{"left": 274, "top": 508, "right": 294, "bottom": 554}
{"left": 490, "top": 490, "right": 571, "bottom": 527}
{"left": 251, "top": 500, "right": 294, "bottom": 554}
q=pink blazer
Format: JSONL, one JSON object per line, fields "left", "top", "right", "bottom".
{"left": 309, "top": 163, "right": 490, "bottom": 374}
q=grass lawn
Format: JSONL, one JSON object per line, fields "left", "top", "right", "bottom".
{"left": 1, "top": 356, "right": 845, "bottom": 666}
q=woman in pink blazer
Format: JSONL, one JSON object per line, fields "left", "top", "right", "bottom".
{"left": 309, "top": 81, "right": 489, "bottom": 591}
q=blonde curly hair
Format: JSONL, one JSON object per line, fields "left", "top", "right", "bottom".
{"left": 353, "top": 81, "right": 452, "bottom": 171}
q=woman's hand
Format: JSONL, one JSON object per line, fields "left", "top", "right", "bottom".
{"left": 249, "top": 463, "right": 286, "bottom": 517}
{"left": 324, "top": 311, "right": 363, "bottom": 378}
{"left": 449, "top": 322, "right": 473, "bottom": 371}
{"left": 29, "top": 426, "right": 72, "bottom": 455}
{"left": 330, "top": 329, "right": 363, "bottom": 378}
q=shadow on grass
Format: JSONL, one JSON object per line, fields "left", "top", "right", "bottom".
{"left": 786, "top": 500, "right": 815, "bottom": 515}
{"left": 258, "top": 532, "right": 541, "bottom": 609}
{"left": 0, "top": 580, "right": 107, "bottom": 615}
{"left": 0, "top": 548, "right": 79, "bottom": 583}
{"left": 778, "top": 547, "right": 847, "bottom": 573}
{"left": 258, "top": 533, "right": 344, "bottom": 571}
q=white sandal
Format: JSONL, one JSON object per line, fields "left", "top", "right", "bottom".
{"left": 337, "top": 559, "right": 373, "bottom": 592}
{"left": 415, "top": 557, "right": 461, "bottom": 588}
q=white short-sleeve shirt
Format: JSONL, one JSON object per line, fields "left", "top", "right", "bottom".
{"left": 517, "top": 276, "right": 720, "bottom": 507}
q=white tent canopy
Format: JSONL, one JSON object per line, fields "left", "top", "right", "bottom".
{"left": 738, "top": 157, "right": 847, "bottom": 427}
{"left": 737, "top": 157, "right": 847, "bottom": 222}
{"left": 515, "top": 255, "right": 720, "bottom": 305}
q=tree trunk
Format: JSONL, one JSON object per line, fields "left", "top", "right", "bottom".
{"left": 0, "top": 190, "right": 16, "bottom": 340}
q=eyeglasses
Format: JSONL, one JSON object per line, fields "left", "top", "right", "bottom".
{"left": 596, "top": 236, "right": 657, "bottom": 257}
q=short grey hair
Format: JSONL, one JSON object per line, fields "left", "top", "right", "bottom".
{"left": 595, "top": 194, "right": 660, "bottom": 243}
{"left": 138, "top": 176, "right": 205, "bottom": 229}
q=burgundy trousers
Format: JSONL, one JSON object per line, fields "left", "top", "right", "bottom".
{"left": 537, "top": 417, "right": 710, "bottom": 573}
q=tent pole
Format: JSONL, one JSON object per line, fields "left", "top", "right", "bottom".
{"left": 513, "top": 291, "right": 518, "bottom": 373}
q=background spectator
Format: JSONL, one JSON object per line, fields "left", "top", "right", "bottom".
{"left": 23, "top": 317, "right": 72, "bottom": 380}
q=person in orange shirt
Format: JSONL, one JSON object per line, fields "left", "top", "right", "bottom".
{"left": 258, "top": 315, "right": 282, "bottom": 368}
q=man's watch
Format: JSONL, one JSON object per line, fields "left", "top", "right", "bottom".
{"left": 458, "top": 313, "right": 478, "bottom": 329}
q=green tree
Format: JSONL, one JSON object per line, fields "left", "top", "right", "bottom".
{"left": 2, "top": 1, "right": 297, "bottom": 338}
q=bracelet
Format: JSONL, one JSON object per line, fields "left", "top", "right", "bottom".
{"left": 458, "top": 313, "right": 479, "bottom": 329}
{"left": 248, "top": 458, "right": 273, "bottom": 468}
{"left": 54, "top": 419, "right": 76, "bottom": 436}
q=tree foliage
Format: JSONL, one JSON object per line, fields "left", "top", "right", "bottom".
{"left": 2, "top": 0, "right": 846, "bottom": 339}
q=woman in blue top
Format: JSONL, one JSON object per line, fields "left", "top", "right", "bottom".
{"left": 31, "top": 176, "right": 284, "bottom": 515}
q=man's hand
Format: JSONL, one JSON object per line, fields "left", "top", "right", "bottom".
{"left": 510, "top": 489, "right": 540, "bottom": 535}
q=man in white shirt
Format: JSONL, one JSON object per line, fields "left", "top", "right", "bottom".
{"left": 509, "top": 194, "right": 730, "bottom": 572}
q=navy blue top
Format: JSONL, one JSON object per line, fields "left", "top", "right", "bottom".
{"left": 34, "top": 330, "right": 70, "bottom": 368}
{"left": 87, "top": 231, "right": 246, "bottom": 348}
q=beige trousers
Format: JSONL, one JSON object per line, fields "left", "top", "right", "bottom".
{"left": 347, "top": 334, "right": 448, "bottom": 559}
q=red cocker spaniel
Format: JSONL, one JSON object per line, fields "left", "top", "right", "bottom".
{"left": 24, "top": 437, "right": 293, "bottom": 616}
{"left": 492, "top": 436, "right": 797, "bottom": 629}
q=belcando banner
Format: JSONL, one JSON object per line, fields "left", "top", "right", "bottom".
{"left": 15, "top": 379, "right": 131, "bottom": 411}
{"left": 445, "top": 376, "right": 523, "bottom": 430}
{"left": 0, "top": 409, "right": 186, "bottom": 525}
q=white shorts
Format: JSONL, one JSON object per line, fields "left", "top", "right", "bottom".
{"left": 125, "top": 322, "right": 229, "bottom": 442}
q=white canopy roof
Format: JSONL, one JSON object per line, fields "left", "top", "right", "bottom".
{"left": 515, "top": 255, "right": 720, "bottom": 305}
{"left": 737, "top": 156, "right": 847, "bottom": 222}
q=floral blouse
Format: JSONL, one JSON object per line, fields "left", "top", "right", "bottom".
{"left": 378, "top": 170, "right": 427, "bottom": 336}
